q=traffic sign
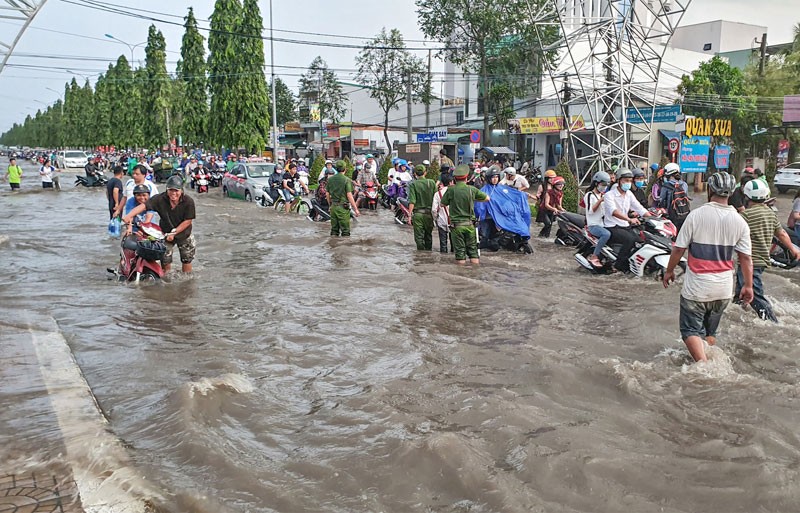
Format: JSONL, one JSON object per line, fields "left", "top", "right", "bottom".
{"left": 668, "top": 138, "right": 680, "bottom": 153}
{"left": 470, "top": 130, "right": 481, "bottom": 144}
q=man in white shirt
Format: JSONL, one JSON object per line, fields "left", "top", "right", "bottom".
{"left": 663, "top": 171, "right": 753, "bottom": 362}
{"left": 603, "top": 168, "right": 651, "bottom": 273}
{"left": 123, "top": 165, "right": 159, "bottom": 206}
{"left": 501, "top": 167, "right": 530, "bottom": 192}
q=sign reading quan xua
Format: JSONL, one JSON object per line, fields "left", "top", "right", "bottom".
{"left": 685, "top": 118, "right": 732, "bottom": 138}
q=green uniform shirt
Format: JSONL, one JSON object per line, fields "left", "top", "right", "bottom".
{"left": 407, "top": 178, "right": 436, "bottom": 210}
{"left": 440, "top": 181, "right": 487, "bottom": 223}
{"left": 7, "top": 165, "right": 22, "bottom": 183}
{"left": 741, "top": 203, "right": 781, "bottom": 268}
{"left": 327, "top": 172, "right": 353, "bottom": 206}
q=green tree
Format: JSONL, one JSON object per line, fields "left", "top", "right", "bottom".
{"left": 677, "top": 56, "right": 755, "bottom": 172}
{"left": 179, "top": 7, "right": 208, "bottom": 146}
{"left": 232, "top": 0, "right": 271, "bottom": 152}
{"left": 110, "top": 55, "right": 142, "bottom": 148}
{"left": 208, "top": 0, "right": 242, "bottom": 148}
{"left": 142, "top": 25, "right": 170, "bottom": 148}
{"left": 378, "top": 157, "right": 392, "bottom": 185}
{"left": 309, "top": 154, "right": 324, "bottom": 188}
{"left": 298, "top": 56, "right": 347, "bottom": 123}
{"left": 62, "top": 79, "right": 81, "bottom": 147}
{"left": 416, "top": 0, "right": 555, "bottom": 145}
{"left": 93, "top": 67, "right": 113, "bottom": 145}
{"left": 271, "top": 77, "right": 296, "bottom": 126}
{"left": 355, "top": 28, "right": 428, "bottom": 154}
{"left": 425, "top": 159, "right": 440, "bottom": 180}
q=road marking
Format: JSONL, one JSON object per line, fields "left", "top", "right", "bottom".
{"left": 26, "top": 316, "right": 151, "bottom": 513}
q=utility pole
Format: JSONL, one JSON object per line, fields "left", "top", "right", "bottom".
{"left": 758, "top": 33, "right": 768, "bottom": 76}
{"left": 318, "top": 75, "right": 324, "bottom": 157}
{"left": 269, "top": 0, "right": 279, "bottom": 156}
{"left": 406, "top": 70, "right": 413, "bottom": 143}
{"left": 561, "top": 74, "right": 571, "bottom": 169}
{"left": 425, "top": 49, "right": 431, "bottom": 130}
{"left": 165, "top": 107, "right": 171, "bottom": 148}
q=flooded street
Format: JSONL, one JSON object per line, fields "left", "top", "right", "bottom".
{"left": 3, "top": 159, "right": 800, "bottom": 512}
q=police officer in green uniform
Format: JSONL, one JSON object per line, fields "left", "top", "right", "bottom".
{"left": 441, "top": 164, "right": 490, "bottom": 265}
{"left": 407, "top": 164, "right": 437, "bottom": 250}
{"left": 325, "top": 160, "right": 360, "bottom": 236}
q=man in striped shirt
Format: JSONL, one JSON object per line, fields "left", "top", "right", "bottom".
{"left": 737, "top": 179, "right": 800, "bottom": 322}
{"left": 663, "top": 172, "right": 754, "bottom": 362}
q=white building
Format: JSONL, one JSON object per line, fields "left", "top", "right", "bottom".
{"left": 671, "top": 20, "right": 767, "bottom": 55}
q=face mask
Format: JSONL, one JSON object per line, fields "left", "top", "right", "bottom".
{"left": 635, "top": 180, "right": 645, "bottom": 188}
{"left": 620, "top": 183, "right": 632, "bottom": 192}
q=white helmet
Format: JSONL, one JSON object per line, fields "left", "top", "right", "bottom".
{"left": 742, "top": 178, "right": 770, "bottom": 201}
{"left": 422, "top": 160, "right": 430, "bottom": 166}
{"left": 503, "top": 166, "right": 516, "bottom": 176}
{"left": 664, "top": 162, "right": 680, "bottom": 176}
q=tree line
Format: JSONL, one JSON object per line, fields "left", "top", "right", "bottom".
{"left": 1, "top": 0, "right": 556, "bottom": 152}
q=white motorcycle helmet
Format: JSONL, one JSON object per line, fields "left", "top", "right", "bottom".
{"left": 742, "top": 178, "right": 771, "bottom": 201}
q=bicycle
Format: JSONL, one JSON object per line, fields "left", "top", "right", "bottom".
{"left": 274, "top": 187, "right": 311, "bottom": 215}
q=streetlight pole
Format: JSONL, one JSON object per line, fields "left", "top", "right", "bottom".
{"left": 45, "top": 87, "right": 64, "bottom": 116}
{"left": 269, "top": 0, "right": 279, "bottom": 158}
{"left": 104, "top": 33, "right": 146, "bottom": 65}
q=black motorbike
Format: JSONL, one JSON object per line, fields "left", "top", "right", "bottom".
{"left": 210, "top": 170, "right": 223, "bottom": 187}
{"left": 75, "top": 171, "right": 107, "bottom": 187}
{"left": 306, "top": 198, "right": 356, "bottom": 223}
{"left": 770, "top": 226, "right": 800, "bottom": 270}
{"left": 554, "top": 212, "right": 589, "bottom": 247}
{"left": 478, "top": 219, "right": 533, "bottom": 254}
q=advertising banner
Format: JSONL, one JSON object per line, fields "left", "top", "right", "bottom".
{"left": 626, "top": 105, "right": 681, "bottom": 124}
{"left": 713, "top": 145, "right": 731, "bottom": 169}
{"left": 508, "top": 116, "right": 585, "bottom": 135}
{"left": 679, "top": 136, "right": 711, "bottom": 173}
{"left": 777, "top": 139, "right": 790, "bottom": 170}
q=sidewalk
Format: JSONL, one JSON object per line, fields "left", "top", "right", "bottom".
{"left": 0, "top": 313, "right": 151, "bottom": 513}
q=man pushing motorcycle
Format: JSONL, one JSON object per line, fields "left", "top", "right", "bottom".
{"left": 123, "top": 175, "right": 196, "bottom": 273}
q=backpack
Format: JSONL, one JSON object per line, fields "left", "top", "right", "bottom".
{"left": 664, "top": 181, "right": 690, "bottom": 224}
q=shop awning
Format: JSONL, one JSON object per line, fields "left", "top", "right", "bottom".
{"left": 479, "top": 146, "right": 516, "bottom": 156}
{"left": 279, "top": 137, "right": 305, "bottom": 147}
{"left": 659, "top": 129, "right": 681, "bottom": 140}
{"left": 446, "top": 133, "right": 470, "bottom": 143}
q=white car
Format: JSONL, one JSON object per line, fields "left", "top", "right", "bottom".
{"left": 774, "top": 163, "right": 800, "bottom": 194}
{"left": 57, "top": 150, "right": 88, "bottom": 169}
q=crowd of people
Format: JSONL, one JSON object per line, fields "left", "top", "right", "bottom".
{"left": 5, "top": 147, "right": 800, "bottom": 363}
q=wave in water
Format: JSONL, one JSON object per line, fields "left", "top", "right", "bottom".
{"left": 185, "top": 373, "right": 255, "bottom": 398}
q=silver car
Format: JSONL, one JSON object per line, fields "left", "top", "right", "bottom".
{"left": 775, "top": 163, "right": 800, "bottom": 194}
{"left": 222, "top": 161, "right": 275, "bottom": 202}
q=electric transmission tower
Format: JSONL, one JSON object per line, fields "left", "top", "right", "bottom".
{"left": 530, "top": 0, "right": 692, "bottom": 178}
{"left": 0, "top": 0, "right": 49, "bottom": 75}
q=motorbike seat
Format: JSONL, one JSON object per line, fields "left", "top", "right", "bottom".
{"left": 561, "top": 212, "right": 586, "bottom": 228}
{"left": 122, "top": 237, "right": 139, "bottom": 251}
{"left": 398, "top": 198, "right": 410, "bottom": 209}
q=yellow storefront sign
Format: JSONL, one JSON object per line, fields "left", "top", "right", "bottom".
{"left": 511, "top": 116, "right": 586, "bottom": 135}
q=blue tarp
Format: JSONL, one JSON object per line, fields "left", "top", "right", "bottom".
{"left": 474, "top": 184, "right": 531, "bottom": 237}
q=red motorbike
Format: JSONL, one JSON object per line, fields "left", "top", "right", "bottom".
{"left": 107, "top": 222, "right": 166, "bottom": 282}
{"left": 360, "top": 181, "right": 379, "bottom": 210}
{"left": 194, "top": 169, "right": 211, "bottom": 193}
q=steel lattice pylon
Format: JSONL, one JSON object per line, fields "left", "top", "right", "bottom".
{"left": 530, "top": 0, "right": 691, "bottom": 178}
{"left": 0, "top": 0, "right": 48, "bottom": 75}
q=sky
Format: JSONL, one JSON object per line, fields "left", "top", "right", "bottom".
{"left": 0, "top": 0, "right": 796, "bottom": 135}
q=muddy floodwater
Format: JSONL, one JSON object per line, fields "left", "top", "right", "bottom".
{"left": 2, "top": 159, "right": 800, "bottom": 513}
